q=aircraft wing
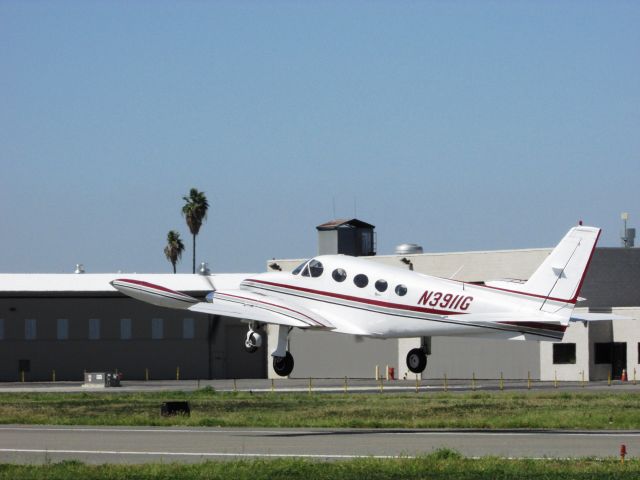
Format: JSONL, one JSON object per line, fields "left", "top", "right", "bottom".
{"left": 110, "top": 279, "right": 333, "bottom": 330}
{"left": 190, "top": 289, "right": 334, "bottom": 329}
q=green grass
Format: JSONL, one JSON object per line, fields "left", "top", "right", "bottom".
{"left": 0, "top": 389, "right": 639, "bottom": 429}
{"left": 1, "top": 452, "right": 639, "bottom": 479}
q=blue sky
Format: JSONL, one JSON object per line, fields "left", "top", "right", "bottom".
{"left": 1, "top": 1, "right": 638, "bottom": 273}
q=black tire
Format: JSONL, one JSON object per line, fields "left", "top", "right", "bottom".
{"left": 406, "top": 348, "right": 427, "bottom": 373}
{"left": 273, "top": 351, "right": 295, "bottom": 377}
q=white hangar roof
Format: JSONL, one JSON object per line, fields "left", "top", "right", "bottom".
{"left": 0, "top": 273, "right": 252, "bottom": 296}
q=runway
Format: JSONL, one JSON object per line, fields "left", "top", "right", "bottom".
{"left": 0, "top": 425, "right": 637, "bottom": 464}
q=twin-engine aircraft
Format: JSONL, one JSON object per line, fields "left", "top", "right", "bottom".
{"left": 112, "top": 225, "right": 605, "bottom": 377}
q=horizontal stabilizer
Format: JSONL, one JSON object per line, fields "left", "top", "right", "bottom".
{"left": 570, "top": 312, "right": 631, "bottom": 322}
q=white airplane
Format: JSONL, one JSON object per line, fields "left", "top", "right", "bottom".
{"left": 112, "top": 225, "right": 607, "bottom": 377}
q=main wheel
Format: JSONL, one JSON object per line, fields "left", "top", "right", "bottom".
{"left": 406, "top": 348, "right": 427, "bottom": 373}
{"left": 273, "top": 351, "right": 295, "bottom": 377}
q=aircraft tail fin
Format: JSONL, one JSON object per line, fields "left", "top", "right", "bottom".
{"left": 522, "top": 226, "right": 600, "bottom": 306}
{"left": 484, "top": 226, "right": 600, "bottom": 317}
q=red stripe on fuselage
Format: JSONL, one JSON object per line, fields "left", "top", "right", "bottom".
{"left": 242, "top": 279, "right": 463, "bottom": 317}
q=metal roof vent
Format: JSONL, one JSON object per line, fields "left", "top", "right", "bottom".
{"left": 395, "top": 243, "right": 423, "bottom": 255}
{"left": 74, "top": 264, "right": 85, "bottom": 274}
{"left": 198, "top": 262, "right": 210, "bottom": 275}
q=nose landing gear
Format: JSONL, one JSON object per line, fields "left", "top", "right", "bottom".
{"left": 244, "top": 329, "right": 262, "bottom": 353}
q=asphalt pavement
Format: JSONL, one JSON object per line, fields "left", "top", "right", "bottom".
{"left": 0, "top": 425, "right": 637, "bottom": 464}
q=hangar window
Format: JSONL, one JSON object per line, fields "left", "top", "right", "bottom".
{"left": 57, "top": 319, "right": 69, "bottom": 340}
{"left": 152, "top": 318, "right": 164, "bottom": 340}
{"left": 25, "top": 319, "right": 37, "bottom": 340}
{"left": 183, "top": 318, "right": 195, "bottom": 339}
{"left": 292, "top": 260, "right": 309, "bottom": 275}
{"left": 553, "top": 343, "right": 576, "bottom": 364}
{"left": 120, "top": 318, "right": 132, "bottom": 340}
{"left": 89, "top": 318, "right": 100, "bottom": 340}
{"left": 353, "top": 274, "right": 369, "bottom": 288}
{"left": 375, "top": 280, "right": 388, "bottom": 292}
{"left": 395, "top": 284, "right": 408, "bottom": 296}
{"left": 308, "top": 259, "right": 324, "bottom": 278}
{"left": 332, "top": 268, "right": 347, "bottom": 282}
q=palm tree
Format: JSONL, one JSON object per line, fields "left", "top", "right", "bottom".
{"left": 164, "top": 230, "right": 185, "bottom": 274}
{"left": 181, "top": 188, "right": 209, "bottom": 273}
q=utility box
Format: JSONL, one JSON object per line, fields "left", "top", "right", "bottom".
{"left": 83, "top": 372, "right": 121, "bottom": 388}
{"left": 161, "top": 401, "right": 191, "bottom": 416}
{"left": 317, "top": 219, "right": 376, "bottom": 256}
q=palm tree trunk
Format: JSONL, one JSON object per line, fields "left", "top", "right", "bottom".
{"left": 173, "top": 262, "right": 176, "bottom": 274}
{"left": 192, "top": 234, "right": 196, "bottom": 274}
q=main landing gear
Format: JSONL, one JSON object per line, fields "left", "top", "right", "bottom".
{"left": 272, "top": 351, "right": 295, "bottom": 377}
{"left": 406, "top": 348, "right": 427, "bottom": 373}
{"left": 244, "top": 323, "right": 295, "bottom": 377}
{"left": 406, "top": 337, "right": 431, "bottom": 374}
{"left": 271, "top": 324, "right": 294, "bottom": 377}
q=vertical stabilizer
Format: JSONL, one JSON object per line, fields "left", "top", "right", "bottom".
{"left": 522, "top": 226, "right": 600, "bottom": 309}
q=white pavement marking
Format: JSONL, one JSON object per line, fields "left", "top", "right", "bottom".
{"left": 1, "top": 426, "right": 639, "bottom": 437}
{"left": 0, "top": 426, "right": 309, "bottom": 435}
{"left": 0, "top": 448, "right": 404, "bottom": 459}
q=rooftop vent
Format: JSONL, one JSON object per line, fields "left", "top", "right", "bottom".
{"left": 395, "top": 243, "right": 423, "bottom": 255}
{"left": 74, "top": 264, "right": 85, "bottom": 274}
{"left": 621, "top": 212, "right": 636, "bottom": 248}
{"left": 198, "top": 262, "right": 210, "bottom": 275}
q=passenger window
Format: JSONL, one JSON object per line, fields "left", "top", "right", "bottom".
{"left": 354, "top": 274, "right": 369, "bottom": 288}
{"left": 332, "top": 268, "right": 347, "bottom": 282}
{"left": 395, "top": 284, "right": 408, "bottom": 296}
{"left": 292, "top": 260, "right": 309, "bottom": 275}
{"left": 308, "top": 260, "right": 324, "bottom": 278}
{"left": 375, "top": 280, "right": 388, "bottom": 292}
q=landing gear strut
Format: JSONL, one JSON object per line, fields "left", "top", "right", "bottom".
{"left": 271, "top": 324, "right": 295, "bottom": 377}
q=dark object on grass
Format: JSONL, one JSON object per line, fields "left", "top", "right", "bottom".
{"left": 161, "top": 401, "right": 190, "bottom": 417}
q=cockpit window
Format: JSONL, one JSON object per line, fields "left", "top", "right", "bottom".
{"left": 308, "top": 259, "right": 324, "bottom": 278}
{"left": 332, "top": 268, "right": 347, "bottom": 282}
{"left": 292, "top": 260, "right": 309, "bottom": 275}
{"left": 301, "top": 264, "right": 311, "bottom": 277}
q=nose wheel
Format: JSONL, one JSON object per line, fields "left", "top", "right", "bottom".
{"left": 244, "top": 328, "right": 262, "bottom": 353}
{"left": 406, "top": 348, "right": 427, "bottom": 374}
{"left": 273, "top": 352, "right": 295, "bottom": 377}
